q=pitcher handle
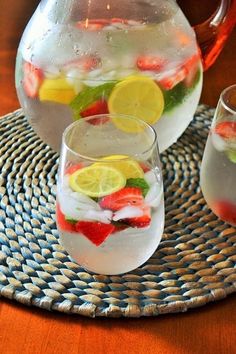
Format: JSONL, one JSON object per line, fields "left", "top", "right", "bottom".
{"left": 194, "top": 0, "right": 236, "bottom": 71}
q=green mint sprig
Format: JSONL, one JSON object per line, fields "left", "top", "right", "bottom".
{"left": 126, "top": 178, "right": 150, "bottom": 197}
{"left": 70, "top": 81, "right": 117, "bottom": 120}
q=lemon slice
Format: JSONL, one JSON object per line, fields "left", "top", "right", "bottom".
{"left": 100, "top": 155, "right": 144, "bottom": 179}
{"left": 39, "top": 77, "right": 77, "bottom": 105}
{"left": 108, "top": 76, "right": 164, "bottom": 132}
{"left": 69, "top": 165, "right": 126, "bottom": 197}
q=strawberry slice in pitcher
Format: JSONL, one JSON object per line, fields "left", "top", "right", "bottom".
{"left": 159, "top": 67, "right": 186, "bottom": 90}
{"left": 76, "top": 19, "right": 110, "bottom": 31}
{"left": 183, "top": 53, "right": 200, "bottom": 87}
{"left": 23, "top": 62, "right": 44, "bottom": 98}
{"left": 159, "top": 53, "right": 200, "bottom": 90}
{"left": 80, "top": 99, "right": 109, "bottom": 125}
{"left": 136, "top": 55, "right": 166, "bottom": 72}
{"left": 65, "top": 55, "right": 101, "bottom": 72}
{"left": 111, "top": 18, "right": 129, "bottom": 24}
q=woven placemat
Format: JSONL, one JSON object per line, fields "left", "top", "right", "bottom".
{"left": 0, "top": 105, "right": 236, "bottom": 318}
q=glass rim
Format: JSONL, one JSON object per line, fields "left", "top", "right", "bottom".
{"left": 220, "top": 84, "right": 236, "bottom": 115}
{"left": 62, "top": 113, "right": 158, "bottom": 162}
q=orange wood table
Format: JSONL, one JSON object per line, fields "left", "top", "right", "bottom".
{"left": 0, "top": 1, "right": 236, "bottom": 353}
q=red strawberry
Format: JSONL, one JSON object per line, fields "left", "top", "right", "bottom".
{"left": 56, "top": 203, "right": 76, "bottom": 232}
{"left": 76, "top": 19, "right": 109, "bottom": 31}
{"left": 80, "top": 99, "right": 109, "bottom": 125}
{"left": 111, "top": 18, "right": 129, "bottom": 24}
{"left": 159, "top": 53, "right": 200, "bottom": 90}
{"left": 183, "top": 54, "right": 199, "bottom": 75}
{"left": 136, "top": 55, "right": 166, "bottom": 72}
{"left": 183, "top": 54, "right": 200, "bottom": 87}
{"left": 65, "top": 163, "right": 83, "bottom": 175}
{"left": 23, "top": 62, "right": 44, "bottom": 98}
{"left": 176, "top": 30, "right": 191, "bottom": 46}
{"left": 126, "top": 206, "right": 151, "bottom": 228}
{"left": 139, "top": 162, "right": 150, "bottom": 173}
{"left": 100, "top": 187, "right": 144, "bottom": 211}
{"left": 159, "top": 67, "right": 186, "bottom": 90}
{"left": 212, "top": 200, "right": 236, "bottom": 226}
{"left": 112, "top": 223, "right": 129, "bottom": 232}
{"left": 214, "top": 122, "right": 236, "bottom": 140}
{"left": 88, "top": 19, "right": 110, "bottom": 25}
{"left": 75, "top": 221, "right": 115, "bottom": 246}
{"left": 65, "top": 55, "right": 101, "bottom": 72}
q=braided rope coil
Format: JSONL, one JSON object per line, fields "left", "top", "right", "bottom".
{"left": 0, "top": 106, "right": 235, "bottom": 317}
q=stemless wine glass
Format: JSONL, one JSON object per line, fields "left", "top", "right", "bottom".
{"left": 200, "top": 84, "right": 236, "bottom": 226}
{"left": 56, "top": 114, "right": 164, "bottom": 274}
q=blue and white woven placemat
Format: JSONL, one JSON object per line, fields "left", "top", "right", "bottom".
{"left": 0, "top": 105, "right": 235, "bottom": 317}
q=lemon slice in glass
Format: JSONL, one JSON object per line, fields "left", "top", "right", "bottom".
{"left": 108, "top": 76, "right": 164, "bottom": 132}
{"left": 100, "top": 155, "right": 144, "bottom": 179}
{"left": 69, "top": 165, "right": 126, "bottom": 197}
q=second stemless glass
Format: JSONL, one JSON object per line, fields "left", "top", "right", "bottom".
{"left": 56, "top": 114, "right": 164, "bottom": 275}
{"left": 200, "top": 84, "right": 236, "bottom": 226}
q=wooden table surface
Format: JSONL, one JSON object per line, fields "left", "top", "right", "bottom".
{"left": 0, "top": 1, "right": 235, "bottom": 353}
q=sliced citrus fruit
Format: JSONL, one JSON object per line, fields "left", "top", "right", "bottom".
{"left": 108, "top": 76, "right": 164, "bottom": 132}
{"left": 69, "top": 165, "right": 126, "bottom": 197}
{"left": 39, "top": 76, "right": 77, "bottom": 104}
{"left": 99, "top": 155, "right": 144, "bottom": 179}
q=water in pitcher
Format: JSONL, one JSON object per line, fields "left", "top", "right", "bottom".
{"left": 16, "top": 1, "right": 202, "bottom": 152}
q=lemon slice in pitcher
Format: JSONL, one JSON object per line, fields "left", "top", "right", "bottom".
{"left": 108, "top": 76, "right": 164, "bottom": 132}
{"left": 39, "top": 77, "right": 77, "bottom": 104}
{"left": 69, "top": 165, "right": 126, "bottom": 197}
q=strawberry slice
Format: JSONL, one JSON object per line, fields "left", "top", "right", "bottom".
{"left": 212, "top": 200, "right": 236, "bottom": 226}
{"left": 183, "top": 54, "right": 199, "bottom": 76}
{"left": 88, "top": 19, "right": 110, "bottom": 25}
{"left": 65, "top": 55, "right": 101, "bottom": 72}
{"left": 111, "top": 18, "right": 129, "bottom": 24}
{"left": 136, "top": 55, "right": 166, "bottom": 72}
{"left": 214, "top": 121, "right": 236, "bottom": 140}
{"left": 80, "top": 99, "right": 109, "bottom": 125}
{"left": 56, "top": 203, "right": 76, "bottom": 232}
{"left": 76, "top": 19, "right": 109, "bottom": 31}
{"left": 159, "top": 53, "right": 200, "bottom": 90}
{"left": 65, "top": 163, "right": 83, "bottom": 175}
{"left": 159, "top": 67, "right": 186, "bottom": 90}
{"left": 183, "top": 54, "right": 200, "bottom": 88}
{"left": 75, "top": 221, "right": 115, "bottom": 246}
{"left": 176, "top": 30, "right": 191, "bottom": 46}
{"left": 139, "top": 162, "right": 150, "bottom": 173}
{"left": 23, "top": 62, "right": 44, "bottom": 98}
{"left": 126, "top": 206, "right": 151, "bottom": 228}
{"left": 100, "top": 187, "right": 144, "bottom": 211}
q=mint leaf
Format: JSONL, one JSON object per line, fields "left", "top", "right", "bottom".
{"left": 163, "top": 82, "right": 187, "bottom": 113}
{"left": 70, "top": 81, "right": 117, "bottom": 120}
{"left": 226, "top": 150, "right": 236, "bottom": 163}
{"left": 65, "top": 216, "right": 78, "bottom": 224}
{"left": 126, "top": 178, "right": 150, "bottom": 197}
{"left": 163, "top": 69, "right": 201, "bottom": 113}
{"left": 111, "top": 220, "right": 129, "bottom": 228}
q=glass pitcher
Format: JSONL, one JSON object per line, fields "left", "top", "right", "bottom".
{"left": 15, "top": 0, "right": 236, "bottom": 152}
